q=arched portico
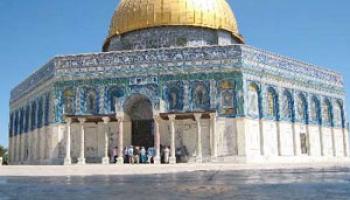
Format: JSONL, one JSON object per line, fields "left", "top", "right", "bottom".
{"left": 123, "top": 94, "right": 155, "bottom": 149}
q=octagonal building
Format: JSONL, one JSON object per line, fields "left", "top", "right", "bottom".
{"left": 8, "top": 0, "right": 349, "bottom": 165}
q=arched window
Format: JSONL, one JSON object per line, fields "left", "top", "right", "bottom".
{"left": 31, "top": 102, "right": 37, "bottom": 131}
{"left": 322, "top": 99, "right": 332, "bottom": 126}
{"left": 266, "top": 88, "right": 278, "bottom": 119}
{"left": 219, "top": 80, "right": 236, "bottom": 115}
{"left": 297, "top": 94, "right": 308, "bottom": 123}
{"left": 9, "top": 113, "right": 13, "bottom": 137}
{"left": 282, "top": 90, "right": 294, "bottom": 121}
{"left": 334, "top": 101, "right": 344, "bottom": 128}
{"left": 85, "top": 88, "right": 98, "bottom": 114}
{"left": 25, "top": 106, "right": 30, "bottom": 133}
{"left": 19, "top": 108, "right": 25, "bottom": 134}
{"left": 247, "top": 83, "right": 260, "bottom": 117}
{"left": 44, "top": 94, "right": 50, "bottom": 126}
{"left": 192, "top": 82, "right": 210, "bottom": 110}
{"left": 108, "top": 87, "right": 125, "bottom": 112}
{"left": 14, "top": 111, "right": 18, "bottom": 135}
{"left": 63, "top": 88, "right": 76, "bottom": 114}
{"left": 37, "top": 98, "right": 44, "bottom": 128}
{"left": 311, "top": 97, "right": 321, "bottom": 124}
{"left": 166, "top": 83, "right": 183, "bottom": 111}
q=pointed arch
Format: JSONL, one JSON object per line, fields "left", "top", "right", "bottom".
{"left": 84, "top": 87, "right": 99, "bottom": 114}
{"left": 310, "top": 96, "right": 321, "bottom": 125}
{"left": 220, "top": 80, "right": 237, "bottom": 115}
{"left": 296, "top": 93, "right": 308, "bottom": 124}
{"left": 19, "top": 108, "right": 24, "bottom": 134}
{"left": 191, "top": 81, "right": 210, "bottom": 110}
{"left": 165, "top": 81, "right": 184, "bottom": 111}
{"left": 37, "top": 97, "right": 44, "bottom": 128}
{"left": 282, "top": 90, "right": 294, "bottom": 122}
{"left": 247, "top": 82, "right": 261, "bottom": 118}
{"left": 9, "top": 112, "right": 14, "bottom": 137}
{"left": 334, "top": 100, "right": 344, "bottom": 128}
{"left": 63, "top": 88, "right": 76, "bottom": 115}
{"left": 24, "top": 105, "right": 30, "bottom": 133}
{"left": 107, "top": 86, "right": 125, "bottom": 112}
{"left": 44, "top": 93, "right": 50, "bottom": 126}
{"left": 266, "top": 87, "right": 279, "bottom": 120}
{"left": 322, "top": 98, "right": 333, "bottom": 126}
{"left": 31, "top": 101, "right": 37, "bottom": 131}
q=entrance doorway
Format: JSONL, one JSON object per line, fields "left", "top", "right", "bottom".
{"left": 124, "top": 94, "right": 154, "bottom": 149}
{"left": 132, "top": 120, "right": 154, "bottom": 148}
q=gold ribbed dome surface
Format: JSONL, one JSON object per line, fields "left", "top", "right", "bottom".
{"left": 106, "top": 0, "right": 242, "bottom": 42}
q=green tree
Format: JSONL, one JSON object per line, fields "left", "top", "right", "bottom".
{"left": 0, "top": 145, "right": 7, "bottom": 157}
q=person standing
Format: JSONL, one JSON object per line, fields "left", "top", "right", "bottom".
{"left": 127, "top": 145, "right": 134, "bottom": 164}
{"left": 147, "top": 147, "right": 154, "bottom": 164}
{"left": 112, "top": 146, "right": 118, "bottom": 163}
{"left": 134, "top": 146, "right": 140, "bottom": 164}
{"left": 163, "top": 146, "right": 170, "bottom": 164}
{"left": 124, "top": 146, "right": 129, "bottom": 164}
{"left": 140, "top": 147, "right": 147, "bottom": 164}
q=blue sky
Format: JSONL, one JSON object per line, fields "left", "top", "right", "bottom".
{"left": 0, "top": 0, "right": 349, "bottom": 147}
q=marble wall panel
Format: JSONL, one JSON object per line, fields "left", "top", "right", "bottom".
{"left": 279, "top": 122, "right": 294, "bottom": 156}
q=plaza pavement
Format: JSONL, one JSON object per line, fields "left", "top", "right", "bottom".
{"left": 0, "top": 162, "right": 350, "bottom": 177}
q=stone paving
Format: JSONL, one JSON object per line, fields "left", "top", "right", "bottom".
{"left": 1, "top": 162, "right": 350, "bottom": 177}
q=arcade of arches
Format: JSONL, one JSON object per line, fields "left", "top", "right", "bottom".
{"left": 63, "top": 94, "right": 218, "bottom": 165}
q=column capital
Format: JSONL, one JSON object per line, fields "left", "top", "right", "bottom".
{"left": 78, "top": 117, "right": 86, "bottom": 124}
{"left": 209, "top": 112, "right": 217, "bottom": 119}
{"left": 64, "top": 117, "right": 72, "bottom": 124}
{"left": 116, "top": 112, "right": 125, "bottom": 122}
{"left": 168, "top": 114, "right": 176, "bottom": 122}
{"left": 194, "top": 113, "right": 202, "bottom": 121}
{"left": 102, "top": 116, "right": 111, "bottom": 124}
{"left": 154, "top": 115, "right": 162, "bottom": 123}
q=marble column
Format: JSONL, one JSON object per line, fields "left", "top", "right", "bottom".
{"left": 194, "top": 113, "right": 203, "bottom": 163}
{"left": 343, "top": 128, "right": 349, "bottom": 157}
{"left": 169, "top": 114, "right": 176, "bottom": 164}
{"left": 64, "top": 118, "right": 72, "bottom": 165}
{"left": 292, "top": 123, "right": 299, "bottom": 156}
{"left": 210, "top": 113, "right": 218, "bottom": 161}
{"left": 153, "top": 115, "right": 161, "bottom": 164}
{"left": 319, "top": 126, "right": 324, "bottom": 156}
{"left": 12, "top": 136, "right": 16, "bottom": 163}
{"left": 16, "top": 133, "right": 20, "bottom": 163}
{"left": 11, "top": 136, "right": 15, "bottom": 164}
{"left": 116, "top": 113, "right": 124, "bottom": 164}
{"left": 8, "top": 136, "right": 12, "bottom": 164}
{"left": 331, "top": 127, "right": 336, "bottom": 157}
{"left": 20, "top": 133, "right": 24, "bottom": 163}
{"left": 102, "top": 117, "right": 111, "bottom": 164}
{"left": 77, "top": 118, "right": 86, "bottom": 165}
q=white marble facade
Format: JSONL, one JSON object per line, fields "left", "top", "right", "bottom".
{"left": 8, "top": 114, "right": 349, "bottom": 165}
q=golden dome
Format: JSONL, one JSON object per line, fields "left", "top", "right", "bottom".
{"left": 104, "top": 0, "right": 243, "bottom": 48}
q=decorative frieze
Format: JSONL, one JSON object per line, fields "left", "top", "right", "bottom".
{"left": 10, "top": 45, "right": 343, "bottom": 104}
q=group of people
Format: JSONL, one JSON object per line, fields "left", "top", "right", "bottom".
{"left": 111, "top": 145, "right": 172, "bottom": 164}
